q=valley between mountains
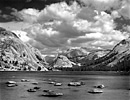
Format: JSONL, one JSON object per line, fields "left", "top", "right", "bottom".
{"left": 0, "top": 27, "right": 130, "bottom": 71}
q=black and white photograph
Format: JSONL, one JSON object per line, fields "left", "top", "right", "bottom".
{"left": 0, "top": 0, "right": 130, "bottom": 100}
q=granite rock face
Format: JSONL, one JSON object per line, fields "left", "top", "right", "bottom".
{"left": 53, "top": 55, "right": 76, "bottom": 68}
{"left": 0, "top": 27, "right": 48, "bottom": 71}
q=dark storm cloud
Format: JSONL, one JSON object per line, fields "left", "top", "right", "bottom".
{"left": 0, "top": 7, "right": 21, "bottom": 22}
{"left": 0, "top": 0, "right": 82, "bottom": 10}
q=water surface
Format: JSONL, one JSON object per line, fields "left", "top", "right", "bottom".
{"left": 0, "top": 71, "right": 129, "bottom": 100}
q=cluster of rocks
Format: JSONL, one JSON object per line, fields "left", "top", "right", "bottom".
{"left": 6, "top": 78, "right": 106, "bottom": 98}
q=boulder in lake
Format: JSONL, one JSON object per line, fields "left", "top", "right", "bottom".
{"left": 54, "top": 82, "right": 62, "bottom": 86}
{"left": 21, "top": 79, "right": 30, "bottom": 82}
{"left": 94, "top": 84, "right": 105, "bottom": 89}
{"left": 27, "top": 88, "right": 37, "bottom": 92}
{"left": 42, "top": 91, "right": 63, "bottom": 97}
{"left": 33, "top": 86, "right": 40, "bottom": 90}
{"left": 68, "top": 82, "right": 81, "bottom": 86}
{"left": 88, "top": 89, "right": 103, "bottom": 94}
{"left": 6, "top": 81, "right": 17, "bottom": 84}
{"left": 7, "top": 84, "right": 18, "bottom": 87}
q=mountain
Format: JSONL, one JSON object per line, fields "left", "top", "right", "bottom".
{"left": 105, "top": 38, "right": 130, "bottom": 68}
{"left": 59, "top": 47, "right": 110, "bottom": 65}
{"left": 0, "top": 27, "right": 48, "bottom": 71}
{"left": 2, "top": 25, "right": 128, "bottom": 71}
{"left": 53, "top": 55, "right": 76, "bottom": 68}
{"left": 82, "top": 38, "right": 130, "bottom": 71}
{"left": 52, "top": 38, "right": 130, "bottom": 71}
{"left": 65, "top": 47, "right": 89, "bottom": 64}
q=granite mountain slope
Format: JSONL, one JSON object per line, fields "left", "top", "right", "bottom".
{"left": 0, "top": 27, "right": 48, "bottom": 71}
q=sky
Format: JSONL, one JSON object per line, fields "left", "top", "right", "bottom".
{"left": 0, "top": 0, "right": 130, "bottom": 56}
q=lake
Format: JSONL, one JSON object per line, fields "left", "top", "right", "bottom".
{"left": 0, "top": 71, "right": 129, "bottom": 100}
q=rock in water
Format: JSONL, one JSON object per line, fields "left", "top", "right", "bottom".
{"left": 88, "top": 89, "right": 103, "bottom": 94}
{"left": 0, "top": 27, "right": 48, "bottom": 71}
{"left": 21, "top": 79, "right": 30, "bottom": 82}
{"left": 94, "top": 84, "right": 105, "bottom": 89}
{"left": 54, "top": 82, "right": 62, "bottom": 86}
{"left": 7, "top": 84, "right": 18, "bottom": 87}
{"left": 6, "top": 81, "right": 17, "bottom": 84}
{"left": 27, "top": 89, "right": 37, "bottom": 92}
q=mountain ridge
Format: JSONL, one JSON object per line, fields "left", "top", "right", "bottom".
{"left": 52, "top": 38, "right": 130, "bottom": 71}
{"left": 0, "top": 27, "right": 129, "bottom": 71}
{"left": 0, "top": 27, "right": 48, "bottom": 71}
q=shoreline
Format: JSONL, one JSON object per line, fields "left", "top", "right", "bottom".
{"left": 0, "top": 71, "right": 129, "bottom": 76}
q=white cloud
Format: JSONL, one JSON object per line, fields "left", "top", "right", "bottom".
{"left": 24, "top": 24, "right": 63, "bottom": 47}
{"left": 1, "top": 1, "right": 129, "bottom": 53}
{"left": 16, "top": 8, "right": 40, "bottom": 23}
{"left": 93, "top": 12, "right": 115, "bottom": 33}
{"left": 91, "top": 40, "right": 115, "bottom": 47}
{"left": 15, "top": 1, "right": 81, "bottom": 23}
{"left": 21, "top": 7, "right": 128, "bottom": 50}
{"left": 43, "top": 2, "right": 77, "bottom": 21}
{"left": 111, "top": 10, "right": 120, "bottom": 19}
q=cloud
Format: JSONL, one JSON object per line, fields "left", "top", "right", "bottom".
{"left": 13, "top": 8, "right": 40, "bottom": 23}
{"left": 126, "top": 26, "right": 130, "bottom": 33}
{"left": 118, "top": 1, "right": 130, "bottom": 19}
{"left": 22, "top": 8, "right": 128, "bottom": 51}
{"left": 24, "top": 23, "right": 68, "bottom": 47}
{"left": 28, "top": 39, "right": 46, "bottom": 50}
{"left": 0, "top": 7, "right": 21, "bottom": 22}
{"left": 13, "top": 1, "right": 81, "bottom": 23}
{"left": 73, "top": 11, "right": 115, "bottom": 33}
{"left": 15, "top": 0, "right": 128, "bottom": 24}
{"left": 54, "top": 21, "right": 86, "bottom": 38}
{"left": 76, "top": 7, "right": 97, "bottom": 21}
{"left": 11, "top": 29, "right": 48, "bottom": 50}
{"left": 69, "top": 32, "right": 103, "bottom": 44}
{"left": 40, "top": 2, "right": 78, "bottom": 21}
{"left": 1, "top": 1, "right": 129, "bottom": 53}
{"left": 68, "top": 29, "right": 128, "bottom": 49}
{"left": 0, "top": 22, "right": 31, "bottom": 30}
{"left": 91, "top": 40, "right": 115, "bottom": 47}
{"left": 79, "top": 0, "right": 130, "bottom": 22}
{"left": 80, "top": 0, "right": 122, "bottom": 11}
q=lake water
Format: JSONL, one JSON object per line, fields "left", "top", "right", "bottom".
{"left": 0, "top": 71, "right": 129, "bottom": 100}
